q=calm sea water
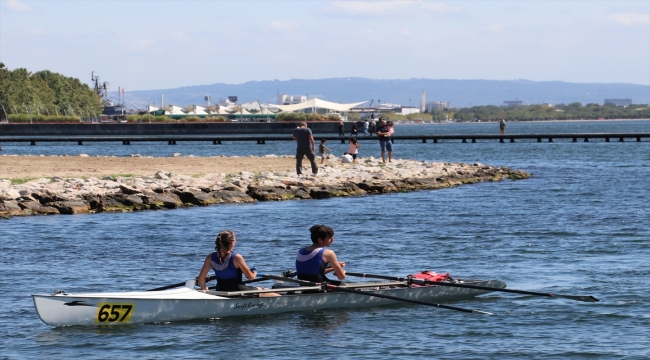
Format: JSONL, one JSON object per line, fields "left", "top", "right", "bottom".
{"left": 1, "top": 120, "right": 649, "bottom": 359}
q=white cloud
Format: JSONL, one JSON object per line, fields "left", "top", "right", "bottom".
{"left": 4, "top": 0, "right": 34, "bottom": 11}
{"left": 265, "top": 21, "right": 300, "bottom": 32}
{"left": 607, "top": 12, "right": 650, "bottom": 26}
{"left": 325, "top": 0, "right": 460, "bottom": 17}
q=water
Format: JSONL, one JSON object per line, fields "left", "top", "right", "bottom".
{"left": 1, "top": 120, "right": 649, "bottom": 359}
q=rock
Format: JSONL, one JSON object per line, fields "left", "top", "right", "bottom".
{"left": 19, "top": 189, "right": 32, "bottom": 198}
{"left": 52, "top": 201, "right": 90, "bottom": 214}
{"left": 175, "top": 190, "right": 218, "bottom": 206}
{"left": 154, "top": 170, "right": 169, "bottom": 180}
{"left": 0, "top": 200, "right": 22, "bottom": 216}
{"left": 18, "top": 200, "right": 42, "bottom": 211}
{"left": 152, "top": 193, "right": 183, "bottom": 209}
{"left": 37, "top": 206, "right": 60, "bottom": 215}
{"left": 247, "top": 185, "right": 293, "bottom": 201}
{"left": 1, "top": 188, "right": 21, "bottom": 200}
{"left": 173, "top": 153, "right": 182, "bottom": 157}
{"left": 0, "top": 180, "right": 11, "bottom": 189}
{"left": 121, "top": 194, "right": 144, "bottom": 206}
{"left": 119, "top": 184, "right": 142, "bottom": 195}
{"left": 212, "top": 190, "right": 256, "bottom": 203}
{"left": 79, "top": 154, "right": 89, "bottom": 157}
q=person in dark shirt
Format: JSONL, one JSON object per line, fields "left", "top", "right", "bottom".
{"left": 376, "top": 118, "right": 393, "bottom": 163}
{"left": 292, "top": 122, "right": 318, "bottom": 176}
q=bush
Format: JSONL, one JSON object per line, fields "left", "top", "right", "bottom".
{"left": 126, "top": 114, "right": 172, "bottom": 122}
{"left": 7, "top": 114, "right": 81, "bottom": 122}
{"left": 205, "top": 116, "right": 227, "bottom": 122}
{"left": 276, "top": 112, "right": 342, "bottom": 122}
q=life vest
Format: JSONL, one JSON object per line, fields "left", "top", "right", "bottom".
{"left": 211, "top": 252, "right": 243, "bottom": 291}
{"left": 409, "top": 270, "right": 451, "bottom": 287}
{"left": 296, "top": 247, "right": 328, "bottom": 282}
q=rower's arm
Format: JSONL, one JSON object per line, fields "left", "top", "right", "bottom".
{"left": 233, "top": 254, "right": 257, "bottom": 280}
{"left": 323, "top": 250, "right": 346, "bottom": 280}
{"left": 197, "top": 255, "right": 212, "bottom": 290}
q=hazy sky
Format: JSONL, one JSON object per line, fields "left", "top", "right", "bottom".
{"left": 1, "top": 0, "right": 649, "bottom": 90}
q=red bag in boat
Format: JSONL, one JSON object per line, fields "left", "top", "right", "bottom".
{"left": 409, "top": 270, "right": 451, "bottom": 287}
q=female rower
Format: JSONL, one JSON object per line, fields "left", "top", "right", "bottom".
{"left": 198, "top": 230, "right": 279, "bottom": 297}
{"left": 295, "top": 224, "right": 346, "bottom": 284}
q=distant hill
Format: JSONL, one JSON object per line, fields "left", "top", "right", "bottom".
{"left": 127, "top": 78, "right": 650, "bottom": 109}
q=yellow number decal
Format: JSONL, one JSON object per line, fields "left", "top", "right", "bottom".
{"left": 95, "top": 303, "right": 135, "bottom": 323}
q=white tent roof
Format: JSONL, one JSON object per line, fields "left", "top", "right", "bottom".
{"left": 164, "top": 105, "right": 186, "bottom": 115}
{"left": 271, "top": 98, "right": 367, "bottom": 113}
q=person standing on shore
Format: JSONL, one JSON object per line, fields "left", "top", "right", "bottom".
{"left": 368, "top": 119, "right": 376, "bottom": 136}
{"left": 376, "top": 118, "right": 393, "bottom": 163}
{"left": 337, "top": 121, "right": 344, "bottom": 137}
{"left": 318, "top": 139, "right": 332, "bottom": 164}
{"left": 351, "top": 122, "right": 359, "bottom": 136}
{"left": 293, "top": 122, "right": 318, "bottom": 176}
{"left": 363, "top": 119, "right": 369, "bottom": 136}
{"left": 499, "top": 119, "right": 506, "bottom": 135}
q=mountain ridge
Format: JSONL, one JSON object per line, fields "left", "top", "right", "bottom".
{"left": 127, "top": 78, "right": 650, "bottom": 108}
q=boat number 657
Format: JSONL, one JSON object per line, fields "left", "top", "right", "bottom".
{"left": 95, "top": 303, "right": 135, "bottom": 323}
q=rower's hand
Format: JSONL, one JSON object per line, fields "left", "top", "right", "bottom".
{"left": 339, "top": 262, "right": 346, "bottom": 268}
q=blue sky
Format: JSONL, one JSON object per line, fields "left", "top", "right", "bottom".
{"left": 1, "top": 0, "right": 648, "bottom": 90}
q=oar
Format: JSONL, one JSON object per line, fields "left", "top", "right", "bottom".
{"left": 345, "top": 272, "right": 599, "bottom": 303}
{"left": 147, "top": 276, "right": 217, "bottom": 291}
{"left": 147, "top": 272, "right": 269, "bottom": 292}
{"left": 261, "top": 274, "right": 492, "bottom": 315}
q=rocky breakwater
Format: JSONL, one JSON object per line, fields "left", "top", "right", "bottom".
{"left": 0, "top": 155, "right": 529, "bottom": 218}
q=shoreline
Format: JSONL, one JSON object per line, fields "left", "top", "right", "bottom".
{"left": 0, "top": 155, "right": 530, "bottom": 218}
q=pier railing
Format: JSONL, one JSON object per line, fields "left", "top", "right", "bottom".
{"left": 1, "top": 133, "right": 649, "bottom": 146}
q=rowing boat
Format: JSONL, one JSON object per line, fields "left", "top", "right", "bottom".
{"left": 32, "top": 277, "right": 506, "bottom": 327}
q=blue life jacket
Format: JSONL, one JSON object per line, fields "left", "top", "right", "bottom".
{"left": 295, "top": 247, "right": 327, "bottom": 282}
{"left": 211, "top": 252, "right": 243, "bottom": 291}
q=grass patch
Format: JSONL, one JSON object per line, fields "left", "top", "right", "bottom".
{"left": 10, "top": 177, "right": 38, "bottom": 185}
{"left": 191, "top": 174, "right": 205, "bottom": 178}
{"left": 102, "top": 174, "right": 134, "bottom": 181}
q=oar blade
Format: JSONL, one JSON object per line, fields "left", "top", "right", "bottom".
{"left": 472, "top": 309, "right": 494, "bottom": 315}
{"left": 554, "top": 294, "right": 600, "bottom": 302}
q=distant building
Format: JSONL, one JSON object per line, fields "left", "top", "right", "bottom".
{"left": 604, "top": 98, "right": 632, "bottom": 107}
{"left": 278, "top": 94, "right": 307, "bottom": 105}
{"left": 426, "top": 101, "right": 450, "bottom": 111}
{"left": 398, "top": 106, "right": 420, "bottom": 115}
{"left": 503, "top": 100, "right": 524, "bottom": 107}
{"left": 540, "top": 103, "right": 553, "bottom": 107}
{"left": 420, "top": 90, "right": 426, "bottom": 113}
{"left": 218, "top": 97, "right": 238, "bottom": 107}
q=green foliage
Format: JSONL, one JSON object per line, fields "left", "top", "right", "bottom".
{"left": 381, "top": 112, "right": 433, "bottom": 121}
{"left": 0, "top": 65, "right": 103, "bottom": 120}
{"left": 126, "top": 114, "right": 172, "bottom": 122}
{"left": 438, "top": 103, "right": 650, "bottom": 121}
{"left": 347, "top": 112, "right": 361, "bottom": 121}
{"left": 205, "top": 116, "right": 227, "bottom": 122}
{"left": 276, "top": 112, "right": 342, "bottom": 122}
{"left": 7, "top": 114, "right": 81, "bottom": 122}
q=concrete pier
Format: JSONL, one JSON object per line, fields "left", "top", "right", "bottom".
{"left": 1, "top": 133, "right": 649, "bottom": 146}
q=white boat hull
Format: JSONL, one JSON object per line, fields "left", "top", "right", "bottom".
{"left": 33, "top": 279, "right": 505, "bottom": 327}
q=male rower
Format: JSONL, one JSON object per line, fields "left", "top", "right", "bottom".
{"left": 295, "top": 224, "right": 346, "bottom": 285}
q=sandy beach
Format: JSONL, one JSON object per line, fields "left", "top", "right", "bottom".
{"left": 0, "top": 155, "right": 296, "bottom": 180}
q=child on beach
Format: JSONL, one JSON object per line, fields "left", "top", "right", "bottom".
{"left": 318, "top": 139, "right": 332, "bottom": 164}
{"left": 345, "top": 137, "right": 359, "bottom": 162}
